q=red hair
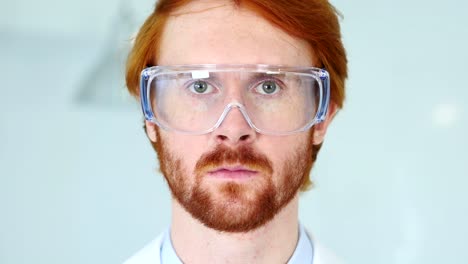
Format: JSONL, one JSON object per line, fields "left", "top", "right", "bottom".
{"left": 126, "top": 0, "right": 347, "bottom": 107}
{"left": 125, "top": 0, "right": 348, "bottom": 190}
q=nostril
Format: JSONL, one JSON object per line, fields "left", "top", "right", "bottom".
{"left": 218, "top": 135, "right": 228, "bottom": 141}
{"left": 217, "top": 134, "right": 251, "bottom": 142}
{"left": 239, "top": 135, "right": 250, "bottom": 141}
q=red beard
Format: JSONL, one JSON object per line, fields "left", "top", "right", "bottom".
{"left": 155, "top": 133, "right": 314, "bottom": 233}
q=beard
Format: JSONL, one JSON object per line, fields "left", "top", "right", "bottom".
{"left": 154, "top": 131, "right": 315, "bottom": 233}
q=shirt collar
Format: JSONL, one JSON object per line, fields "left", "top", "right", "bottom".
{"left": 160, "top": 228, "right": 182, "bottom": 264}
{"left": 287, "top": 223, "right": 314, "bottom": 264}
{"left": 160, "top": 224, "right": 314, "bottom": 264}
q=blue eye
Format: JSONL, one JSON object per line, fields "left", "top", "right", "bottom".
{"left": 255, "top": 80, "right": 280, "bottom": 95}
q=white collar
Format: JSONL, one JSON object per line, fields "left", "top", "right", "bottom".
{"left": 160, "top": 223, "right": 314, "bottom": 263}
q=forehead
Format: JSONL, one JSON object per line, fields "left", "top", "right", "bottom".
{"left": 157, "top": 0, "right": 314, "bottom": 66}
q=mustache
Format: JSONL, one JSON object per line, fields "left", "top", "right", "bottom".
{"left": 194, "top": 144, "right": 273, "bottom": 175}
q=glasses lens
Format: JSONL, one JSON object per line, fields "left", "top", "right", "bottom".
{"left": 243, "top": 72, "right": 320, "bottom": 133}
{"left": 148, "top": 70, "right": 321, "bottom": 134}
{"left": 150, "top": 72, "right": 226, "bottom": 132}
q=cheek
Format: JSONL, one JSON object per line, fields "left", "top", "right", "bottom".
{"left": 162, "top": 133, "right": 209, "bottom": 171}
{"left": 257, "top": 134, "right": 310, "bottom": 174}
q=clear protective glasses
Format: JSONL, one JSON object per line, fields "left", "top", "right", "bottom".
{"left": 140, "top": 64, "right": 330, "bottom": 136}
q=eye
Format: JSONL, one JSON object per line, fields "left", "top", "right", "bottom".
{"left": 255, "top": 80, "right": 280, "bottom": 95}
{"left": 188, "top": 80, "right": 214, "bottom": 94}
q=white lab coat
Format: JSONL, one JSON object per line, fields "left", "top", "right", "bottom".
{"left": 123, "top": 230, "right": 345, "bottom": 264}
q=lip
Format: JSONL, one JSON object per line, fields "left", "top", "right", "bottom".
{"left": 208, "top": 165, "right": 258, "bottom": 180}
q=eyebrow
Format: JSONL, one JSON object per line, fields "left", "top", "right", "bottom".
{"left": 200, "top": 72, "right": 286, "bottom": 90}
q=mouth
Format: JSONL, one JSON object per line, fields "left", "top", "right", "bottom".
{"left": 207, "top": 165, "right": 259, "bottom": 180}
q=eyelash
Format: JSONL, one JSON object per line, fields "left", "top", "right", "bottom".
{"left": 250, "top": 77, "right": 285, "bottom": 96}
{"left": 183, "top": 76, "right": 285, "bottom": 94}
{"left": 185, "top": 79, "right": 219, "bottom": 95}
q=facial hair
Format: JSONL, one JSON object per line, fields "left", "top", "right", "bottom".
{"left": 154, "top": 132, "right": 315, "bottom": 233}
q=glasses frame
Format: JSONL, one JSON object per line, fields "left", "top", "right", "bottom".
{"left": 140, "top": 64, "right": 330, "bottom": 136}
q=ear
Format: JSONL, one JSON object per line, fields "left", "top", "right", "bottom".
{"left": 145, "top": 120, "right": 158, "bottom": 142}
{"left": 313, "top": 103, "right": 338, "bottom": 145}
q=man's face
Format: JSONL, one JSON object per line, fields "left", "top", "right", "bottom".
{"left": 147, "top": 1, "right": 326, "bottom": 232}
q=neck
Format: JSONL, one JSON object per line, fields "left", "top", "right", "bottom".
{"left": 170, "top": 195, "right": 300, "bottom": 264}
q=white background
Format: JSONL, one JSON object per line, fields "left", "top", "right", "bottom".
{"left": 1, "top": 0, "right": 467, "bottom": 263}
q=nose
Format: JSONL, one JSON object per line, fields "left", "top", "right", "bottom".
{"left": 213, "top": 105, "right": 256, "bottom": 146}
